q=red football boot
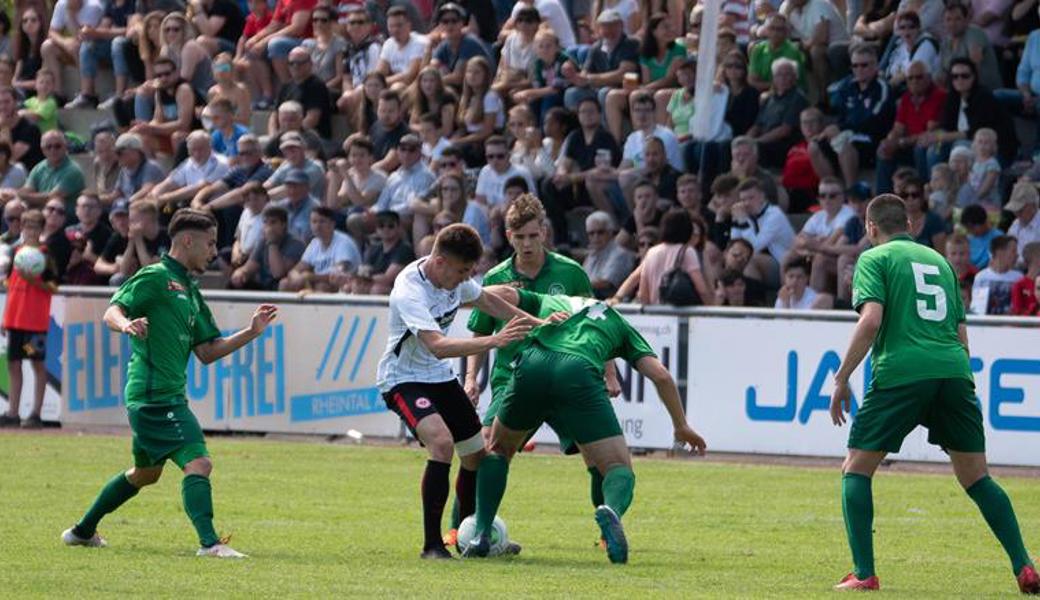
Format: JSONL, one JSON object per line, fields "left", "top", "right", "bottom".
{"left": 834, "top": 573, "right": 880, "bottom": 591}
{"left": 1018, "top": 564, "right": 1040, "bottom": 594}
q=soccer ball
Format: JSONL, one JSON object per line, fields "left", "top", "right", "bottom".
{"left": 13, "top": 246, "right": 45, "bottom": 277}
{"left": 457, "top": 515, "right": 509, "bottom": 556}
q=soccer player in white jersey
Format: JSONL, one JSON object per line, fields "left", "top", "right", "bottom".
{"left": 377, "top": 223, "right": 538, "bottom": 559}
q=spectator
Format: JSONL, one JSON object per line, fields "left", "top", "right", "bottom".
{"left": 264, "top": 100, "right": 326, "bottom": 159}
{"left": 42, "top": 196, "right": 72, "bottom": 279}
{"left": 775, "top": 258, "right": 833, "bottom": 309}
{"left": 0, "top": 200, "right": 26, "bottom": 275}
{"left": 748, "top": 14, "right": 806, "bottom": 93}
{"left": 149, "top": 130, "right": 230, "bottom": 214}
{"left": 337, "top": 7, "right": 383, "bottom": 120}
{"left": 1011, "top": 242, "right": 1040, "bottom": 315}
{"left": 1007, "top": 182, "right": 1040, "bottom": 263}
{"left": 948, "top": 146, "right": 976, "bottom": 208}
{"left": 349, "top": 210, "right": 414, "bottom": 294}
{"left": 229, "top": 203, "right": 305, "bottom": 289}
{"left": 132, "top": 56, "right": 202, "bottom": 155}
{"left": 780, "top": 0, "right": 850, "bottom": 101}
{"left": 280, "top": 205, "right": 359, "bottom": 292}
{"left": 0, "top": 142, "right": 27, "bottom": 191}
{"left": 921, "top": 57, "right": 1017, "bottom": 169}
{"left": 13, "top": 8, "right": 46, "bottom": 98}
{"left": 788, "top": 177, "right": 856, "bottom": 292}
{"left": 960, "top": 203, "right": 1002, "bottom": 269}
{"left": 424, "top": 173, "right": 490, "bottom": 247}
{"left": 971, "top": 235, "right": 1023, "bottom": 314}
{"left": 0, "top": 86, "right": 42, "bottom": 170}
{"left": 492, "top": 5, "right": 538, "bottom": 97}
{"left": 506, "top": 0, "right": 576, "bottom": 50}
{"left": 616, "top": 178, "right": 665, "bottom": 250}
{"left": 724, "top": 136, "right": 785, "bottom": 209}
{"left": 620, "top": 91, "right": 683, "bottom": 183}
{"left": 747, "top": 58, "right": 810, "bottom": 169}
{"left": 562, "top": 9, "right": 638, "bottom": 111}
{"left": 93, "top": 199, "right": 130, "bottom": 281}
{"left": 225, "top": 181, "right": 267, "bottom": 271}
{"left": 514, "top": 30, "right": 573, "bottom": 124}
{"left": 265, "top": 132, "right": 325, "bottom": 200}
{"left": 63, "top": 193, "right": 112, "bottom": 285}
{"left": 967, "top": 128, "right": 1003, "bottom": 207}
{"left": 0, "top": 208, "right": 56, "bottom": 428}
{"left": 20, "top": 70, "right": 58, "bottom": 133}
{"left": 374, "top": 6, "right": 428, "bottom": 90}
{"left": 20, "top": 131, "right": 85, "bottom": 213}
{"left": 878, "top": 10, "right": 939, "bottom": 89}
{"left": 91, "top": 130, "right": 119, "bottom": 200}
{"left": 900, "top": 176, "right": 946, "bottom": 250}
{"left": 714, "top": 267, "right": 761, "bottom": 306}
{"left": 782, "top": 107, "right": 824, "bottom": 212}
{"left": 637, "top": 208, "right": 714, "bottom": 305}
{"left": 114, "top": 199, "right": 170, "bottom": 285}
{"left": 583, "top": 210, "right": 635, "bottom": 299}
{"left": 299, "top": 6, "right": 345, "bottom": 89}
{"left": 191, "top": 0, "right": 246, "bottom": 57}
{"left": 407, "top": 68, "right": 457, "bottom": 139}
{"left": 370, "top": 134, "right": 435, "bottom": 232}
{"left": 452, "top": 57, "right": 503, "bottom": 165}
{"left": 475, "top": 135, "right": 535, "bottom": 224}
{"left": 945, "top": 231, "right": 979, "bottom": 284}
{"left": 928, "top": 163, "right": 958, "bottom": 220}
{"left": 875, "top": 59, "right": 945, "bottom": 193}
{"left": 819, "top": 184, "right": 872, "bottom": 305}
{"left": 41, "top": 0, "right": 105, "bottom": 97}
{"left": 104, "top": 133, "right": 165, "bottom": 207}
{"left": 721, "top": 51, "right": 761, "bottom": 140}
{"left": 158, "top": 12, "right": 215, "bottom": 99}
{"left": 327, "top": 134, "right": 387, "bottom": 218}
{"left": 273, "top": 168, "right": 319, "bottom": 243}
{"left": 369, "top": 89, "right": 410, "bottom": 173}
{"left": 814, "top": 43, "right": 895, "bottom": 187}
{"left": 938, "top": 2, "right": 1002, "bottom": 91}
{"left": 994, "top": 12, "right": 1040, "bottom": 150}
{"left": 548, "top": 97, "right": 621, "bottom": 230}
{"left": 260, "top": 0, "right": 317, "bottom": 89}
{"left": 730, "top": 177, "right": 796, "bottom": 286}
{"left": 705, "top": 173, "right": 741, "bottom": 251}
{"left": 970, "top": 0, "right": 1013, "bottom": 53}
{"left": 430, "top": 3, "right": 491, "bottom": 90}
{"left": 208, "top": 97, "right": 249, "bottom": 158}
{"left": 270, "top": 47, "right": 332, "bottom": 140}
{"left": 236, "top": 0, "right": 275, "bottom": 108}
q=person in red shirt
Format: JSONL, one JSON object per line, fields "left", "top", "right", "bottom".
{"left": 874, "top": 60, "right": 946, "bottom": 194}
{"left": 783, "top": 107, "right": 824, "bottom": 213}
{"left": 235, "top": 0, "right": 276, "bottom": 109}
{"left": 1011, "top": 241, "right": 1040, "bottom": 316}
{"left": 1, "top": 209, "right": 58, "bottom": 429}
{"left": 243, "top": 0, "right": 318, "bottom": 93}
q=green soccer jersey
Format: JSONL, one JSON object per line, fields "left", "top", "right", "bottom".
{"left": 517, "top": 290, "right": 656, "bottom": 377}
{"left": 469, "top": 251, "right": 593, "bottom": 392}
{"left": 111, "top": 254, "right": 221, "bottom": 408}
{"left": 852, "top": 234, "right": 972, "bottom": 388}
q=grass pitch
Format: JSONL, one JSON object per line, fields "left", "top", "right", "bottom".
{"left": 3, "top": 432, "right": 1040, "bottom": 598}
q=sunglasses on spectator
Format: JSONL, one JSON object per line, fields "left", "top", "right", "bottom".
{"left": 348, "top": 19, "right": 368, "bottom": 25}
{"left": 440, "top": 17, "right": 460, "bottom": 25}
{"left": 44, "top": 205, "right": 65, "bottom": 214}
{"left": 486, "top": 153, "right": 507, "bottom": 159}
{"left": 951, "top": 71, "right": 973, "bottom": 80}
{"left": 313, "top": 16, "right": 330, "bottom": 23}
{"left": 43, "top": 143, "right": 64, "bottom": 150}
{"left": 586, "top": 229, "right": 608, "bottom": 236}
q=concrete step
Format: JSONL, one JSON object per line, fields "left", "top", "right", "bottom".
{"left": 59, "top": 64, "right": 115, "bottom": 103}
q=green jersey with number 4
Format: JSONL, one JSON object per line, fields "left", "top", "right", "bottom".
{"left": 851, "top": 234, "right": 972, "bottom": 388}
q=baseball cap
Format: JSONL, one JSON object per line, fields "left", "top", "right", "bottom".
{"left": 399, "top": 133, "right": 421, "bottom": 149}
{"left": 436, "top": 2, "right": 466, "bottom": 21}
{"left": 596, "top": 9, "right": 622, "bottom": 24}
{"left": 115, "top": 133, "right": 143, "bottom": 152}
{"left": 110, "top": 199, "right": 130, "bottom": 215}
{"left": 846, "top": 181, "right": 871, "bottom": 202}
{"left": 279, "top": 132, "right": 304, "bottom": 150}
{"left": 284, "top": 169, "right": 310, "bottom": 185}
{"left": 1006, "top": 182, "right": 1040, "bottom": 213}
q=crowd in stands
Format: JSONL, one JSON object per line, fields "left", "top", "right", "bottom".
{"left": 0, "top": 0, "right": 1037, "bottom": 316}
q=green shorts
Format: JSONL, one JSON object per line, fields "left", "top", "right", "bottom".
{"left": 848, "top": 377, "right": 984, "bottom": 454}
{"left": 497, "top": 346, "right": 622, "bottom": 446}
{"left": 128, "top": 403, "right": 209, "bottom": 469}
{"left": 485, "top": 383, "right": 581, "bottom": 455}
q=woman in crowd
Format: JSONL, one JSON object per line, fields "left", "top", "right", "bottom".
{"left": 901, "top": 176, "right": 947, "bottom": 250}
{"left": 13, "top": 7, "right": 45, "bottom": 97}
{"left": 637, "top": 209, "right": 714, "bottom": 306}
{"left": 346, "top": 72, "right": 386, "bottom": 136}
{"left": 453, "top": 57, "right": 503, "bottom": 166}
{"left": 328, "top": 134, "right": 387, "bottom": 217}
{"left": 408, "top": 67, "right": 457, "bottom": 139}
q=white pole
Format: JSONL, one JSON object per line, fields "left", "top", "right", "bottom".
{"left": 691, "top": 0, "right": 722, "bottom": 140}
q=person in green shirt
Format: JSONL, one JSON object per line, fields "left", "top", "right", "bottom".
{"left": 748, "top": 14, "right": 807, "bottom": 92}
{"left": 21, "top": 130, "right": 85, "bottom": 216}
{"left": 21, "top": 69, "right": 59, "bottom": 133}
{"left": 462, "top": 287, "right": 706, "bottom": 564}
{"left": 61, "top": 209, "right": 278, "bottom": 559}
{"left": 829, "top": 195, "right": 1038, "bottom": 592}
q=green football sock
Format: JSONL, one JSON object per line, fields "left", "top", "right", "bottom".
{"left": 842, "top": 473, "right": 875, "bottom": 579}
{"left": 182, "top": 474, "right": 219, "bottom": 548}
{"left": 601, "top": 465, "right": 635, "bottom": 517}
{"left": 474, "top": 454, "right": 510, "bottom": 536}
{"left": 588, "top": 466, "right": 605, "bottom": 508}
{"left": 74, "top": 472, "right": 139, "bottom": 538}
{"left": 967, "top": 476, "right": 1033, "bottom": 575}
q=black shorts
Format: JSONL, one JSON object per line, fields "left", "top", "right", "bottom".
{"left": 383, "top": 380, "right": 484, "bottom": 456}
{"left": 7, "top": 329, "right": 46, "bottom": 361}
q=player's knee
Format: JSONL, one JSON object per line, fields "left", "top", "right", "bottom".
{"left": 426, "top": 432, "right": 455, "bottom": 462}
{"left": 127, "top": 467, "right": 162, "bottom": 487}
{"left": 184, "top": 457, "right": 213, "bottom": 477}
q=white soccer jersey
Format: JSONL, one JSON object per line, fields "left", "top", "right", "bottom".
{"left": 376, "top": 259, "right": 482, "bottom": 392}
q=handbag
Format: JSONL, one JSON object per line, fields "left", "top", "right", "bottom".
{"left": 658, "top": 244, "right": 702, "bottom": 306}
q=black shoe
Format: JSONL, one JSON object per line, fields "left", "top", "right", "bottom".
{"left": 0, "top": 414, "right": 20, "bottom": 427}
{"left": 20, "top": 414, "right": 43, "bottom": 429}
{"left": 419, "top": 546, "right": 453, "bottom": 560}
{"left": 594, "top": 505, "right": 628, "bottom": 564}
{"left": 460, "top": 532, "right": 490, "bottom": 558}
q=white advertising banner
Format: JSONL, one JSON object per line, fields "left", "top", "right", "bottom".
{"left": 452, "top": 309, "right": 682, "bottom": 450}
{"left": 687, "top": 316, "right": 1040, "bottom": 466}
{"left": 0, "top": 294, "right": 64, "bottom": 421}
{"left": 61, "top": 295, "right": 400, "bottom": 436}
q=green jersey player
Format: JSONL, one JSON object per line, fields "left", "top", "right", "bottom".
{"left": 830, "top": 195, "right": 1038, "bottom": 592}
{"left": 462, "top": 287, "right": 707, "bottom": 564}
{"left": 61, "top": 208, "right": 278, "bottom": 558}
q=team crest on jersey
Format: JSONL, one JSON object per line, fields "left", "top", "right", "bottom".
{"left": 415, "top": 397, "right": 432, "bottom": 409}
{"left": 548, "top": 283, "right": 565, "bottom": 295}
{"left": 167, "top": 279, "right": 185, "bottom": 292}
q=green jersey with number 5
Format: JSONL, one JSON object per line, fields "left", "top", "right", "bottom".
{"left": 851, "top": 234, "right": 972, "bottom": 388}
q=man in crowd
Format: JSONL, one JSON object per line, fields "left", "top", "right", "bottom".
{"left": 430, "top": 3, "right": 491, "bottom": 89}
{"left": 271, "top": 47, "right": 332, "bottom": 140}
{"left": 1008, "top": 183, "right": 1040, "bottom": 264}
{"left": 19, "top": 130, "right": 86, "bottom": 213}
{"left": 116, "top": 200, "right": 171, "bottom": 285}
{"left": 280, "top": 205, "right": 359, "bottom": 292}
{"left": 376, "top": 6, "right": 428, "bottom": 90}
{"left": 64, "top": 193, "right": 113, "bottom": 285}
{"left": 273, "top": 169, "right": 318, "bottom": 244}
{"left": 103, "top": 133, "right": 165, "bottom": 208}
{"left": 730, "top": 178, "right": 795, "bottom": 287}
{"left": 875, "top": 60, "right": 945, "bottom": 193}
{"left": 149, "top": 131, "right": 230, "bottom": 215}
{"left": 583, "top": 210, "right": 635, "bottom": 300}
{"left": 229, "top": 204, "right": 305, "bottom": 290}
{"left": 348, "top": 210, "right": 414, "bottom": 295}
{"left": 562, "top": 9, "right": 637, "bottom": 111}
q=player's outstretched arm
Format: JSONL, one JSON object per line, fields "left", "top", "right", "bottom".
{"left": 480, "top": 285, "right": 521, "bottom": 307}
{"left": 830, "top": 302, "right": 883, "bottom": 426}
{"left": 418, "top": 316, "right": 533, "bottom": 360}
{"left": 473, "top": 288, "right": 545, "bottom": 326}
{"left": 103, "top": 304, "right": 149, "bottom": 339}
{"left": 635, "top": 356, "right": 706, "bottom": 455}
{"left": 194, "top": 304, "right": 279, "bottom": 364}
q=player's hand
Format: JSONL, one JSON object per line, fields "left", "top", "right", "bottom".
{"left": 493, "top": 316, "right": 533, "bottom": 347}
{"left": 674, "top": 425, "right": 707, "bottom": 456}
{"left": 605, "top": 373, "right": 622, "bottom": 398}
{"left": 122, "top": 317, "right": 149, "bottom": 339}
{"left": 546, "top": 311, "right": 570, "bottom": 323}
{"left": 250, "top": 304, "right": 278, "bottom": 335}
{"left": 464, "top": 379, "right": 480, "bottom": 406}
{"left": 830, "top": 378, "right": 851, "bottom": 426}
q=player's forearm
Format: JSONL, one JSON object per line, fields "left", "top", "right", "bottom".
{"left": 424, "top": 334, "right": 502, "bottom": 360}
{"left": 465, "top": 348, "right": 486, "bottom": 385}
{"left": 196, "top": 327, "right": 261, "bottom": 364}
{"left": 651, "top": 373, "right": 688, "bottom": 429}
{"left": 474, "top": 289, "right": 527, "bottom": 322}
{"left": 835, "top": 318, "right": 879, "bottom": 383}
{"left": 103, "top": 304, "right": 131, "bottom": 333}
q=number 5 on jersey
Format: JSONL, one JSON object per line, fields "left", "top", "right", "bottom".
{"left": 911, "top": 262, "right": 947, "bottom": 322}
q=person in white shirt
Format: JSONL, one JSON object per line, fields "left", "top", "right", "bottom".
{"left": 376, "top": 223, "right": 538, "bottom": 559}
{"left": 376, "top": 6, "right": 428, "bottom": 90}
{"left": 971, "top": 235, "right": 1024, "bottom": 315}
{"left": 619, "top": 92, "right": 682, "bottom": 199}
{"left": 507, "top": 0, "right": 576, "bottom": 49}
{"left": 474, "top": 135, "right": 536, "bottom": 239}
{"left": 41, "top": 0, "right": 104, "bottom": 96}
{"left": 775, "top": 258, "right": 833, "bottom": 309}
{"left": 730, "top": 177, "right": 796, "bottom": 287}
{"left": 229, "top": 182, "right": 268, "bottom": 271}
{"left": 148, "top": 130, "right": 230, "bottom": 213}
{"left": 785, "top": 176, "right": 856, "bottom": 292}
{"left": 780, "top": 0, "right": 849, "bottom": 99}
{"left": 1007, "top": 182, "right": 1040, "bottom": 265}
{"left": 279, "top": 205, "right": 359, "bottom": 292}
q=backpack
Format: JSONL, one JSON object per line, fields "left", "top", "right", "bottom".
{"left": 658, "top": 244, "right": 702, "bottom": 306}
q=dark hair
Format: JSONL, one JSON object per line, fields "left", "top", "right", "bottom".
{"left": 944, "top": 0, "right": 969, "bottom": 17}
{"left": 737, "top": 177, "right": 763, "bottom": 194}
{"left": 577, "top": 96, "right": 601, "bottom": 112}
{"left": 866, "top": 194, "right": 909, "bottom": 235}
{"left": 441, "top": 145, "right": 463, "bottom": 161}
{"left": 849, "top": 42, "right": 879, "bottom": 60}
{"left": 726, "top": 238, "right": 754, "bottom": 255}
{"left": 433, "top": 223, "right": 483, "bottom": 262}
{"left": 640, "top": 12, "right": 676, "bottom": 59}
{"left": 379, "top": 89, "right": 402, "bottom": 106}
{"left": 486, "top": 134, "right": 508, "bottom": 149}
{"left": 261, "top": 204, "right": 289, "bottom": 223}
{"left": 312, "top": 205, "right": 337, "bottom": 221}
{"left": 387, "top": 6, "right": 409, "bottom": 20}
{"left": 897, "top": 9, "right": 921, "bottom": 28}
{"left": 947, "top": 57, "right": 978, "bottom": 87}
{"left": 516, "top": 6, "right": 540, "bottom": 22}
{"left": 503, "top": 175, "right": 529, "bottom": 192}
{"left": 154, "top": 56, "right": 177, "bottom": 72}
{"left": 960, "top": 203, "right": 988, "bottom": 226}
{"left": 633, "top": 178, "right": 656, "bottom": 193}
{"left": 21, "top": 208, "right": 43, "bottom": 228}
{"left": 16, "top": 7, "right": 44, "bottom": 64}
{"left": 630, "top": 90, "right": 655, "bottom": 110}
{"left": 660, "top": 208, "right": 693, "bottom": 244}
{"left": 168, "top": 208, "right": 217, "bottom": 237}
{"left": 711, "top": 174, "right": 741, "bottom": 195}
{"left": 990, "top": 234, "right": 1016, "bottom": 255}
{"left": 0, "top": 140, "right": 11, "bottom": 160}
{"left": 311, "top": 5, "right": 332, "bottom": 19}
{"left": 376, "top": 209, "right": 400, "bottom": 224}
{"left": 784, "top": 257, "right": 810, "bottom": 275}
{"left": 346, "top": 133, "right": 374, "bottom": 155}
{"left": 419, "top": 111, "right": 441, "bottom": 128}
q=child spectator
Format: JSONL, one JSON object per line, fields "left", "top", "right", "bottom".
{"left": 971, "top": 235, "right": 1023, "bottom": 315}
{"left": 419, "top": 113, "right": 451, "bottom": 168}
{"left": 927, "top": 163, "right": 957, "bottom": 223}
{"left": 775, "top": 258, "right": 832, "bottom": 310}
{"left": 229, "top": 204, "right": 305, "bottom": 290}
{"left": 959, "top": 204, "right": 1003, "bottom": 269}
{"left": 944, "top": 232, "right": 979, "bottom": 285}
{"left": 405, "top": 67, "right": 457, "bottom": 140}
{"left": 968, "top": 128, "right": 1001, "bottom": 208}
{"left": 1011, "top": 242, "right": 1040, "bottom": 316}
{"left": 0, "top": 209, "right": 57, "bottom": 428}
{"left": 453, "top": 57, "right": 503, "bottom": 165}
{"left": 208, "top": 52, "right": 252, "bottom": 127}
{"left": 492, "top": 5, "right": 538, "bottom": 97}
{"left": 19, "top": 69, "right": 58, "bottom": 132}
{"left": 514, "top": 30, "right": 571, "bottom": 126}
